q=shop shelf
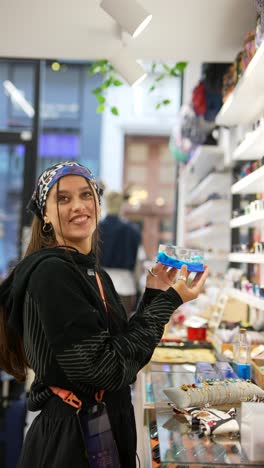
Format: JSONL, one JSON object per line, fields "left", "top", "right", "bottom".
{"left": 233, "top": 125, "right": 264, "bottom": 161}
{"left": 188, "top": 173, "right": 228, "bottom": 204}
{"left": 187, "top": 225, "right": 229, "bottom": 246}
{"left": 216, "top": 40, "right": 264, "bottom": 126}
{"left": 230, "top": 211, "right": 264, "bottom": 228}
{"left": 231, "top": 165, "right": 264, "bottom": 194}
{"left": 204, "top": 252, "right": 229, "bottom": 261}
{"left": 186, "top": 199, "right": 228, "bottom": 228}
{"left": 184, "top": 145, "right": 224, "bottom": 190}
{"left": 227, "top": 288, "right": 264, "bottom": 310}
{"left": 229, "top": 253, "right": 264, "bottom": 264}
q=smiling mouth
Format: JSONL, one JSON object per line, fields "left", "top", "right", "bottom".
{"left": 70, "top": 215, "right": 89, "bottom": 224}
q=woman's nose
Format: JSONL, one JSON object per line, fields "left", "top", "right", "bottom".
{"left": 71, "top": 197, "right": 85, "bottom": 211}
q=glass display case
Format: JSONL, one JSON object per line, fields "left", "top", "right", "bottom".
{"left": 146, "top": 363, "right": 264, "bottom": 467}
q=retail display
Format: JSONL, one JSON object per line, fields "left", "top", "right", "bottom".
{"left": 241, "top": 402, "right": 264, "bottom": 461}
{"left": 172, "top": 406, "right": 239, "bottom": 436}
{"left": 142, "top": 365, "right": 264, "bottom": 467}
{"left": 195, "top": 361, "right": 218, "bottom": 383}
{"left": 195, "top": 361, "right": 238, "bottom": 381}
{"left": 140, "top": 16, "right": 264, "bottom": 468}
{"left": 151, "top": 347, "right": 215, "bottom": 364}
{"left": 214, "top": 361, "right": 238, "bottom": 379}
{"left": 163, "top": 380, "right": 264, "bottom": 409}
{"left": 251, "top": 358, "right": 264, "bottom": 390}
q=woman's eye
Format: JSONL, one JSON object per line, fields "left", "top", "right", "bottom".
{"left": 82, "top": 191, "right": 93, "bottom": 199}
{"left": 58, "top": 196, "right": 69, "bottom": 203}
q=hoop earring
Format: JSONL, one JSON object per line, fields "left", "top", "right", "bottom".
{"left": 42, "top": 222, "right": 53, "bottom": 233}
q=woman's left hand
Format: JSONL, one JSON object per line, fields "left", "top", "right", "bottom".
{"left": 146, "top": 263, "right": 179, "bottom": 291}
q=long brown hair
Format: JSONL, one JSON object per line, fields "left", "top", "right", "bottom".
{"left": 0, "top": 177, "right": 100, "bottom": 382}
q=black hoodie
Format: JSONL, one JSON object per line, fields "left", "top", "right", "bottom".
{"left": 0, "top": 247, "right": 182, "bottom": 410}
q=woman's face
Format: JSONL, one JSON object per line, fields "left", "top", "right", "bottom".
{"left": 44, "top": 175, "right": 99, "bottom": 254}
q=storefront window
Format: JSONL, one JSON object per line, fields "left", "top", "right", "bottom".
{"left": 0, "top": 60, "right": 35, "bottom": 131}
{"left": 38, "top": 61, "right": 102, "bottom": 175}
{"left": 0, "top": 143, "right": 25, "bottom": 277}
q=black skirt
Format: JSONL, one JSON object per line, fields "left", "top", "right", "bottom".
{"left": 18, "top": 395, "right": 137, "bottom": 468}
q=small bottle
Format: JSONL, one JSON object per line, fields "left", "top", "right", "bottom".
{"left": 232, "top": 328, "right": 251, "bottom": 380}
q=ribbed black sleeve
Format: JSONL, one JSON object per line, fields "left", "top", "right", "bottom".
{"left": 28, "top": 258, "right": 182, "bottom": 392}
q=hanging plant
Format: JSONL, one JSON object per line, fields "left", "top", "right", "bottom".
{"left": 149, "top": 62, "right": 188, "bottom": 109}
{"left": 88, "top": 59, "right": 122, "bottom": 116}
{"left": 89, "top": 59, "right": 188, "bottom": 115}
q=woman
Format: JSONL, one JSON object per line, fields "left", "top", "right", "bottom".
{"left": 0, "top": 161, "right": 208, "bottom": 468}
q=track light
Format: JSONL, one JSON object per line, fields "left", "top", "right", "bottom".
{"left": 100, "top": 0, "right": 152, "bottom": 38}
{"left": 3, "top": 80, "right": 35, "bottom": 117}
{"left": 110, "top": 47, "right": 147, "bottom": 87}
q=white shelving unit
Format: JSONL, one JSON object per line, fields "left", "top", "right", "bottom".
{"left": 204, "top": 252, "right": 228, "bottom": 262}
{"left": 177, "top": 145, "right": 231, "bottom": 275}
{"left": 187, "top": 199, "right": 228, "bottom": 229}
{"left": 188, "top": 173, "right": 228, "bottom": 204}
{"left": 187, "top": 225, "right": 229, "bottom": 248}
{"left": 229, "top": 253, "right": 264, "bottom": 264}
{"left": 215, "top": 37, "right": 264, "bottom": 308}
{"left": 227, "top": 288, "right": 264, "bottom": 311}
{"left": 215, "top": 40, "right": 264, "bottom": 126}
{"left": 230, "top": 211, "right": 264, "bottom": 228}
{"left": 184, "top": 145, "right": 224, "bottom": 192}
{"left": 233, "top": 125, "right": 264, "bottom": 161}
{"left": 231, "top": 165, "right": 264, "bottom": 194}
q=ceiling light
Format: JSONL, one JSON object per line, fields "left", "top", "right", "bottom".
{"left": 110, "top": 47, "right": 147, "bottom": 87}
{"left": 3, "top": 80, "right": 35, "bottom": 118}
{"left": 100, "top": 0, "right": 152, "bottom": 38}
{"left": 51, "top": 61, "right": 61, "bottom": 71}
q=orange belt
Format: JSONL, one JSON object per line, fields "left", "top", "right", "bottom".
{"left": 49, "top": 386, "right": 82, "bottom": 409}
{"left": 49, "top": 386, "right": 105, "bottom": 408}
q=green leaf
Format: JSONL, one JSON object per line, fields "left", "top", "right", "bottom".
{"left": 96, "top": 104, "right": 105, "bottom": 113}
{"left": 98, "top": 59, "right": 108, "bottom": 66}
{"left": 149, "top": 85, "right": 156, "bottom": 92}
{"left": 113, "top": 79, "right": 123, "bottom": 86}
{"left": 170, "top": 70, "right": 180, "bottom": 77}
{"left": 89, "top": 59, "right": 112, "bottom": 76}
{"left": 162, "top": 99, "right": 171, "bottom": 106}
{"left": 162, "top": 64, "right": 171, "bottom": 72}
{"left": 89, "top": 64, "right": 102, "bottom": 75}
{"left": 102, "top": 76, "right": 113, "bottom": 89}
{"left": 156, "top": 103, "right": 161, "bottom": 109}
{"left": 95, "top": 94, "right": 106, "bottom": 104}
{"left": 92, "top": 87, "right": 103, "bottom": 95}
{"left": 111, "top": 106, "right": 119, "bottom": 116}
{"left": 151, "top": 62, "right": 157, "bottom": 73}
{"left": 174, "top": 62, "right": 188, "bottom": 73}
{"left": 155, "top": 73, "right": 165, "bottom": 82}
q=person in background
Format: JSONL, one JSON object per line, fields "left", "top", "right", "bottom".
{"left": 0, "top": 161, "right": 208, "bottom": 468}
{"left": 99, "top": 190, "right": 143, "bottom": 318}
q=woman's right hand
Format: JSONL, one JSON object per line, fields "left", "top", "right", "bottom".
{"left": 173, "top": 264, "right": 209, "bottom": 303}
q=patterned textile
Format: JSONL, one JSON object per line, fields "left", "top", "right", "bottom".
{"left": 28, "top": 161, "right": 102, "bottom": 218}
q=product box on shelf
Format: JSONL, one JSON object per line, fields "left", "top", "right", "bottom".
{"left": 251, "top": 358, "right": 264, "bottom": 390}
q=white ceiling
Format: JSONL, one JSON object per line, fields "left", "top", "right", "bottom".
{"left": 0, "top": 0, "right": 256, "bottom": 62}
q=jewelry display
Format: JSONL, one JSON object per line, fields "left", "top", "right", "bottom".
{"left": 172, "top": 406, "right": 239, "bottom": 437}
{"left": 164, "top": 379, "right": 264, "bottom": 409}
